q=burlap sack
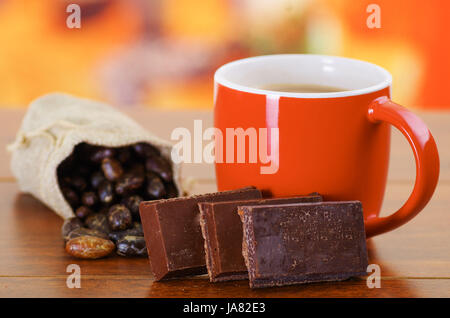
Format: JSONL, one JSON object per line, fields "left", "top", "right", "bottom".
{"left": 8, "top": 93, "right": 181, "bottom": 219}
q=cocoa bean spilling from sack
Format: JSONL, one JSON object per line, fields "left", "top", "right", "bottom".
{"left": 59, "top": 142, "right": 178, "bottom": 259}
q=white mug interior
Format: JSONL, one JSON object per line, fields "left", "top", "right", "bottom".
{"left": 214, "top": 54, "right": 392, "bottom": 98}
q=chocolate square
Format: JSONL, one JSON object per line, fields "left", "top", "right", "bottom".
{"left": 239, "top": 201, "right": 368, "bottom": 288}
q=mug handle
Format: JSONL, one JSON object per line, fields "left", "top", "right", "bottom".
{"left": 365, "top": 96, "right": 440, "bottom": 238}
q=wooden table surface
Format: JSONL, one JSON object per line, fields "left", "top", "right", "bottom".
{"left": 0, "top": 107, "right": 449, "bottom": 298}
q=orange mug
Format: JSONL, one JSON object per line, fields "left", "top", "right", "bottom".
{"left": 214, "top": 54, "right": 439, "bottom": 238}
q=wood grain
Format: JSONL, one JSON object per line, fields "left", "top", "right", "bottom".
{"left": 0, "top": 277, "right": 448, "bottom": 298}
{"left": 0, "top": 108, "right": 449, "bottom": 298}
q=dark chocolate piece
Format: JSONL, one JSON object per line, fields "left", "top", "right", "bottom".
{"left": 238, "top": 201, "right": 368, "bottom": 288}
{"left": 198, "top": 194, "right": 322, "bottom": 282}
{"left": 139, "top": 187, "right": 262, "bottom": 281}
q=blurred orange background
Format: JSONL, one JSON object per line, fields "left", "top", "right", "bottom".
{"left": 0, "top": 0, "right": 449, "bottom": 109}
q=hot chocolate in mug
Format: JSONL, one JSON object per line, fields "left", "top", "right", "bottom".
{"left": 213, "top": 54, "right": 439, "bottom": 238}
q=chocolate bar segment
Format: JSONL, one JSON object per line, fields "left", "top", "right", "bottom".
{"left": 139, "top": 187, "right": 261, "bottom": 281}
{"left": 239, "top": 201, "right": 368, "bottom": 288}
{"left": 198, "top": 194, "right": 322, "bottom": 282}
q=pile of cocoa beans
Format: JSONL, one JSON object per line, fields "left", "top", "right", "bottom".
{"left": 59, "top": 142, "right": 178, "bottom": 259}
